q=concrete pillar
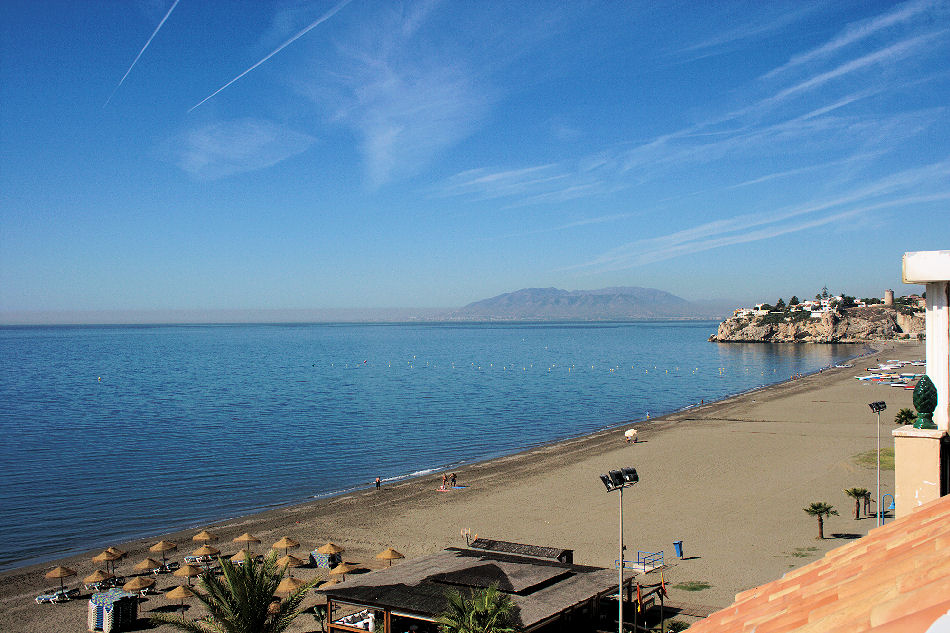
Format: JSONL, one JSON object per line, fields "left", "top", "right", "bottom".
{"left": 892, "top": 427, "right": 945, "bottom": 515}
{"left": 894, "top": 251, "right": 950, "bottom": 517}
{"left": 902, "top": 251, "right": 950, "bottom": 431}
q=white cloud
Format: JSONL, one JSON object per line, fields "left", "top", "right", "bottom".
{"left": 569, "top": 160, "right": 950, "bottom": 272}
{"left": 171, "top": 118, "right": 315, "bottom": 179}
{"left": 761, "top": 0, "right": 940, "bottom": 80}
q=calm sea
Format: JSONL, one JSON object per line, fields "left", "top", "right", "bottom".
{"left": 0, "top": 321, "right": 857, "bottom": 570}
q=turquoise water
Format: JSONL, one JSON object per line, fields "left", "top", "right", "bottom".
{"left": 0, "top": 321, "right": 857, "bottom": 570}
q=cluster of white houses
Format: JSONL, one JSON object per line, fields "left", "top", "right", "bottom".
{"left": 732, "top": 288, "right": 925, "bottom": 319}
{"left": 734, "top": 295, "right": 847, "bottom": 319}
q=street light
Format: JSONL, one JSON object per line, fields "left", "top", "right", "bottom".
{"left": 868, "top": 401, "right": 886, "bottom": 526}
{"left": 599, "top": 467, "right": 639, "bottom": 633}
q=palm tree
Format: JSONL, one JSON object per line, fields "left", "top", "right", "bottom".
{"left": 437, "top": 585, "right": 518, "bottom": 633}
{"left": 804, "top": 502, "right": 838, "bottom": 539}
{"left": 150, "top": 551, "right": 314, "bottom": 633}
{"left": 843, "top": 488, "right": 870, "bottom": 519}
{"left": 894, "top": 408, "right": 916, "bottom": 426}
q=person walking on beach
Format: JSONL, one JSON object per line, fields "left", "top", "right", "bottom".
{"left": 375, "top": 476, "right": 381, "bottom": 490}
{"left": 441, "top": 473, "right": 448, "bottom": 490}
{"left": 450, "top": 472, "right": 457, "bottom": 487}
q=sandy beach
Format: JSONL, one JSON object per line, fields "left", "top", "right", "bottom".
{"left": 0, "top": 340, "right": 921, "bottom": 632}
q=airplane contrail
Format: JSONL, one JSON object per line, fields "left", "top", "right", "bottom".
{"left": 104, "top": 0, "right": 181, "bottom": 107}
{"left": 189, "top": 0, "right": 354, "bottom": 113}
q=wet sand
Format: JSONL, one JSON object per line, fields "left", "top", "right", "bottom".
{"left": 0, "top": 340, "right": 921, "bottom": 632}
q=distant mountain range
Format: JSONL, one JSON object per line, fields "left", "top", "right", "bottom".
{"left": 446, "top": 286, "right": 726, "bottom": 321}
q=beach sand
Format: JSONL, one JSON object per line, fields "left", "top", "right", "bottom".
{"left": 0, "top": 340, "right": 921, "bottom": 632}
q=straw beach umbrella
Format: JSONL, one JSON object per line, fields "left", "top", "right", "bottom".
{"left": 192, "top": 544, "right": 220, "bottom": 566}
{"left": 232, "top": 532, "right": 261, "bottom": 553}
{"left": 92, "top": 550, "right": 122, "bottom": 576}
{"left": 149, "top": 540, "right": 177, "bottom": 568}
{"left": 165, "top": 584, "right": 195, "bottom": 614}
{"left": 328, "top": 562, "right": 357, "bottom": 581}
{"left": 316, "top": 542, "right": 344, "bottom": 555}
{"left": 192, "top": 530, "right": 218, "bottom": 543}
{"left": 45, "top": 566, "right": 76, "bottom": 592}
{"left": 83, "top": 569, "right": 114, "bottom": 586}
{"left": 123, "top": 575, "right": 155, "bottom": 594}
{"left": 375, "top": 547, "right": 404, "bottom": 567}
{"left": 276, "top": 554, "right": 306, "bottom": 576}
{"left": 174, "top": 564, "right": 202, "bottom": 586}
{"left": 134, "top": 557, "right": 162, "bottom": 573}
{"left": 105, "top": 546, "right": 126, "bottom": 560}
{"left": 274, "top": 576, "right": 307, "bottom": 597}
{"left": 230, "top": 549, "right": 252, "bottom": 564}
{"left": 272, "top": 536, "right": 300, "bottom": 557}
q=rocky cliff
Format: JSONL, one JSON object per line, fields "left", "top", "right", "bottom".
{"left": 709, "top": 306, "right": 924, "bottom": 343}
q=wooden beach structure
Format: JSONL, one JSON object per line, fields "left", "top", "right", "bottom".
{"left": 319, "top": 541, "right": 629, "bottom": 633}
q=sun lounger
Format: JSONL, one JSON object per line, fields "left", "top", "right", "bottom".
{"left": 35, "top": 593, "right": 57, "bottom": 604}
{"left": 51, "top": 588, "right": 79, "bottom": 602}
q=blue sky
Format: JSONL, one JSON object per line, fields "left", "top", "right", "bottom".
{"left": 1, "top": 1, "right": 948, "bottom": 319}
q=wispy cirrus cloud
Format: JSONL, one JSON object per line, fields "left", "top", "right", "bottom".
{"left": 675, "top": 4, "right": 816, "bottom": 60}
{"left": 761, "top": 0, "right": 939, "bottom": 80}
{"left": 568, "top": 160, "right": 950, "bottom": 272}
{"left": 169, "top": 118, "right": 315, "bottom": 179}
{"left": 437, "top": 104, "right": 940, "bottom": 209}
{"left": 758, "top": 30, "right": 946, "bottom": 108}
{"left": 294, "top": 2, "right": 493, "bottom": 187}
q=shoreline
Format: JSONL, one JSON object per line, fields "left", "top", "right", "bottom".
{"left": 2, "top": 341, "right": 867, "bottom": 575}
{"left": 0, "top": 339, "right": 919, "bottom": 632}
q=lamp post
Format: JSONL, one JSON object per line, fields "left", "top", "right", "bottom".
{"left": 599, "top": 467, "right": 639, "bottom": 633}
{"left": 868, "top": 401, "right": 886, "bottom": 526}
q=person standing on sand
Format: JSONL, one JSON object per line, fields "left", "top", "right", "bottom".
{"left": 441, "top": 473, "right": 447, "bottom": 490}
{"left": 450, "top": 472, "right": 457, "bottom": 487}
{"left": 375, "top": 477, "right": 381, "bottom": 490}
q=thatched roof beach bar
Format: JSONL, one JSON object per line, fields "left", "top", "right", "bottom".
{"left": 319, "top": 543, "right": 625, "bottom": 633}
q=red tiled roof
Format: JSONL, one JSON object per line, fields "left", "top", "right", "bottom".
{"left": 688, "top": 494, "right": 950, "bottom": 633}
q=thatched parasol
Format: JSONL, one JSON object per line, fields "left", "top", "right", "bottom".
{"left": 230, "top": 549, "right": 252, "bottom": 564}
{"left": 174, "top": 564, "right": 203, "bottom": 586}
{"left": 44, "top": 566, "right": 76, "bottom": 591}
{"left": 134, "top": 557, "right": 162, "bottom": 572}
{"left": 166, "top": 584, "right": 195, "bottom": 614}
{"left": 328, "top": 562, "right": 357, "bottom": 580}
{"left": 375, "top": 547, "right": 404, "bottom": 567}
{"left": 316, "top": 542, "right": 344, "bottom": 555}
{"left": 318, "top": 578, "right": 339, "bottom": 588}
{"left": 192, "top": 530, "right": 218, "bottom": 543}
{"left": 272, "top": 536, "right": 300, "bottom": 557}
{"left": 276, "top": 554, "right": 306, "bottom": 575}
{"left": 274, "top": 575, "right": 307, "bottom": 597}
{"left": 91, "top": 551, "right": 117, "bottom": 576}
{"left": 123, "top": 575, "right": 155, "bottom": 593}
{"left": 83, "top": 569, "right": 114, "bottom": 584}
{"left": 232, "top": 533, "right": 261, "bottom": 553}
{"left": 149, "top": 540, "right": 178, "bottom": 567}
{"left": 192, "top": 544, "right": 220, "bottom": 557}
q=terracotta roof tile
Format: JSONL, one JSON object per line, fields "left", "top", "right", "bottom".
{"left": 687, "top": 494, "right": 950, "bottom": 633}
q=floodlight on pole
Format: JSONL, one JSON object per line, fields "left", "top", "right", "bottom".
{"left": 599, "top": 466, "right": 638, "bottom": 633}
{"left": 868, "top": 401, "right": 886, "bottom": 526}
